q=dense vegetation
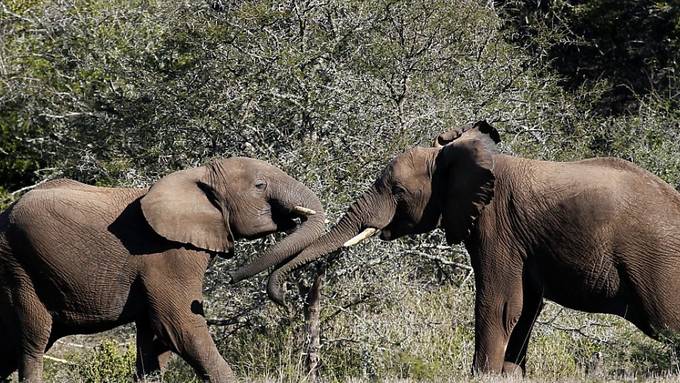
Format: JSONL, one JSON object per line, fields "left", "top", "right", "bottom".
{"left": 1, "top": 0, "right": 679, "bottom": 381}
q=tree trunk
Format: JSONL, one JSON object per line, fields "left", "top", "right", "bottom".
{"left": 304, "top": 270, "right": 324, "bottom": 382}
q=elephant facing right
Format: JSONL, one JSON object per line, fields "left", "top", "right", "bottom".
{"left": 232, "top": 121, "right": 680, "bottom": 375}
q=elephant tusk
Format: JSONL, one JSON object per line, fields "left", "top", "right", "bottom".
{"left": 292, "top": 206, "right": 317, "bottom": 216}
{"left": 343, "top": 227, "right": 379, "bottom": 247}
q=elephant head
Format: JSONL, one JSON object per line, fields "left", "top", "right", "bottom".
{"left": 265, "top": 121, "right": 500, "bottom": 305}
{"left": 140, "top": 157, "right": 325, "bottom": 271}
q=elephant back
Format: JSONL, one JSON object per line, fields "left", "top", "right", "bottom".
{"left": 11, "top": 180, "right": 143, "bottom": 226}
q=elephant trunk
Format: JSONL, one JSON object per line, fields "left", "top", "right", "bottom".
{"left": 266, "top": 186, "right": 391, "bottom": 305}
{"left": 228, "top": 178, "right": 325, "bottom": 283}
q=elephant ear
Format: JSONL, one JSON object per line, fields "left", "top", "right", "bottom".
{"left": 438, "top": 137, "right": 496, "bottom": 245}
{"left": 140, "top": 166, "right": 234, "bottom": 252}
{"left": 433, "top": 120, "right": 501, "bottom": 147}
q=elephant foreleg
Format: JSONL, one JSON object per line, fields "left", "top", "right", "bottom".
{"left": 145, "top": 294, "right": 235, "bottom": 383}
{"left": 155, "top": 316, "right": 234, "bottom": 383}
{"left": 502, "top": 287, "right": 544, "bottom": 375}
{"left": 472, "top": 268, "right": 524, "bottom": 374}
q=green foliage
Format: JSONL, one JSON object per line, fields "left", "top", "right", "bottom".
{"left": 0, "top": 109, "right": 44, "bottom": 190}
{"left": 162, "top": 358, "right": 201, "bottom": 383}
{"left": 43, "top": 339, "right": 136, "bottom": 382}
{"left": 75, "top": 339, "right": 136, "bottom": 383}
{"left": 211, "top": 305, "right": 307, "bottom": 381}
{"left": 498, "top": 0, "right": 680, "bottom": 114}
{"left": 558, "top": 0, "right": 679, "bottom": 92}
{"left": 1, "top": 0, "right": 679, "bottom": 382}
{"left": 0, "top": 187, "right": 11, "bottom": 210}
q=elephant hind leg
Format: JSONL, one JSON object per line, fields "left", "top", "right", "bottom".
{"left": 14, "top": 291, "right": 53, "bottom": 382}
{"left": 0, "top": 296, "right": 19, "bottom": 379}
{"left": 135, "top": 317, "right": 172, "bottom": 381}
{"left": 0, "top": 343, "right": 18, "bottom": 381}
{"left": 0, "top": 338, "right": 18, "bottom": 380}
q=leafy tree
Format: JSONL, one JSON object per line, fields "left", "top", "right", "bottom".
{"left": 0, "top": 0, "right": 678, "bottom": 381}
{"left": 497, "top": 0, "right": 680, "bottom": 114}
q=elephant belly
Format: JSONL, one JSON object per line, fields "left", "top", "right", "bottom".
{"left": 44, "top": 272, "right": 140, "bottom": 330}
{"left": 540, "top": 244, "right": 680, "bottom": 337}
{"left": 16, "top": 243, "right": 139, "bottom": 326}
{"left": 539, "top": 255, "right": 628, "bottom": 315}
{"left": 51, "top": 310, "right": 137, "bottom": 336}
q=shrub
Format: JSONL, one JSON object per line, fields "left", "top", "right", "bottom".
{"left": 75, "top": 339, "right": 135, "bottom": 383}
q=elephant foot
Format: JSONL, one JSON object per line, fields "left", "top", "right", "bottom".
{"left": 502, "top": 361, "right": 524, "bottom": 376}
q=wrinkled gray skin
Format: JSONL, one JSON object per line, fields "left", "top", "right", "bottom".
{"left": 266, "top": 122, "right": 680, "bottom": 375}
{"left": 0, "top": 157, "right": 325, "bottom": 383}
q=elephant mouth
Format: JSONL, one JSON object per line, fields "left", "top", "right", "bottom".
{"left": 238, "top": 227, "right": 276, "bottom": 240}
{"left": 276, "top": 217, "right": 298, "bottom": 233}
{"left": 381, "top": 217, "right": 435, "bottom": 241}
{"left": 271, "top": 205, "right": 299, "bottom": 233}
{"left": 379, "top": 229, "right": 392, "bottom": 240}
{"left": 381, "top": 219, "right": 405, "bottom": 240}
{"left": 343, "top": 221, "right": 402, "bottom": 246}
{"left": 378, "top": 226, "right": 406, "bottom": 241}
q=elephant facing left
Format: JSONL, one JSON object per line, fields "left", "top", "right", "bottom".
{"left": 0, "top": 157, "right": 325, "bottom": 382}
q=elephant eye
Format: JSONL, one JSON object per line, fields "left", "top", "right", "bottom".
{"left": 255, "top": 180, "right": 267, "bottom": 191}
{"left": 392, "top": 185, "right": 406, "bottom": 195}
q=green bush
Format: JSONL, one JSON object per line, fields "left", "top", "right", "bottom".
{"left": 74, "top": 339, "right": 135, "bottom": 383}
{"left": 2, "top": 0, "right": 679, "bottom": 382}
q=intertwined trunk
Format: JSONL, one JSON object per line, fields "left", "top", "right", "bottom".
{"left": 266, "top": 185, "right": 393, "bottom": 305}
{"left": 228, "top": 179, "right": 325, "bottom": 283}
